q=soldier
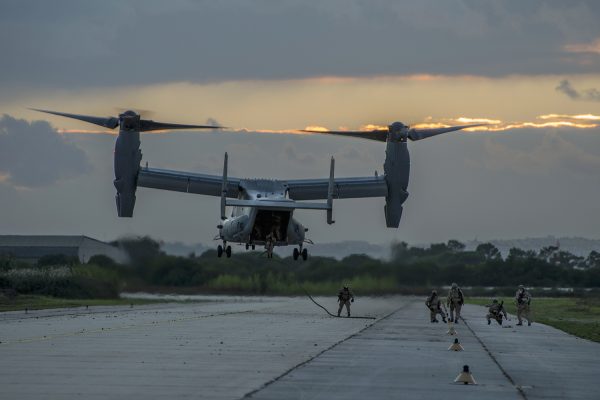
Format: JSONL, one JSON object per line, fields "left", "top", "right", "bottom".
{"left": 337, "top": 286, "right": 354, "bottom": 317}
{"left": 265, "top": 231, "right": 275, "bottom": 258}
{"left": 446, "top": 282, "right": 465, "bottom": 323}
{"left": 486, "top": 298, "right": 508, "bottom": 325}
{"left": 425, "top": 290, "right": 447, "bottom": 323}
{"left": 515, "top": 285, "right": 533, "bottom": 326}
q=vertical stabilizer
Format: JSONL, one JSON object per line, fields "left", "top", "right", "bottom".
{"left": 221, "top": 153, "right": 228, "bottom": 220}
{"left": 327, "top": 157, "right": 335, "bottom": 225}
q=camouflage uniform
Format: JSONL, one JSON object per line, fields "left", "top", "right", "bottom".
{"left": 265, "top": 232, "right": 275, "bottom": 258}
{"left": 425, "top": 290, "right": 447, "bottom": 323}
{"left": 337, "top": 287, "right": 354, "bottom": 317}
{"left": 486, "top": 299, "right": 508, "bottom": 325}
{"left": 515, "top": 285, "right": 533, "bottom": 326}
{"left": 446, "top": 283, "right": 464, "bottom": 323}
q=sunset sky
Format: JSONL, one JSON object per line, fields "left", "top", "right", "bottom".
{"left": 1, "top": 0, "right": 600, "bottom": 247}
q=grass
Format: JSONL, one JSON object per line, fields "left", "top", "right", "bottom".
{"left": 0, "top": 295, "right": 168, "bottom": 312}
{"left": 467, "top": 297, "right": 600, "bottom": 343}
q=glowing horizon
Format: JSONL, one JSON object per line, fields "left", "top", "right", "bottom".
{"left": 57, "top": 113, "right": 600, "bottom": 136}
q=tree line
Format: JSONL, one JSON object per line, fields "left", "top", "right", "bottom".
{"left": 1, "top": 237, "right": 599, "bottom": 299}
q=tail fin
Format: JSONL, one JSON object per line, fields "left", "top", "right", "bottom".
{"left": 220, "top": 152, "right": 228, "bottom": 220}
{"left": 327, "top": 157, "right": 335, "bottom": 225}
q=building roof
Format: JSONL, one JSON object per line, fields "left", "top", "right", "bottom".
{"left": 0, "top": 235, "right": 109, "bottom": 248}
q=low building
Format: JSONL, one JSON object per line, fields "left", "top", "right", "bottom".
{"left": 0, "top": 235, "right": 129, "bottom": 264}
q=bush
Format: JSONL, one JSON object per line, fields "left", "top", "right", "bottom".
{"left": 37, "top": 254, "right": 79, "bottom": 267}
{"left": 0, "top": 265, "right": 119, "bottom": 299}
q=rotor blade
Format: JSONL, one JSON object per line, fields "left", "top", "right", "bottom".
{"left": 301, "top": 129, "right": 388, "bottom": 142}
{"left": 30, "top": 108, "right": 119, "bottom": 129}
{"left": 407, "top": 124, "right": 483, "bottom": 141}
{"left": 139, "top": 120, "right": 225, "bottom": 132}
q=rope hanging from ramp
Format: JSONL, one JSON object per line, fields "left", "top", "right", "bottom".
{"left": 301, "top": 287, "right": 377, "bottom": 320}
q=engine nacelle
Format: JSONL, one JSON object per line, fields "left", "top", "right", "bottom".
{"left": 113, "top": 130, "right": 141, "bottom": 217}
{"left": 286, "top": 218, "right": 306, "bottom": 244}
{"left": 383, "top": 141, "right": 410, "bottom": 228}
{"left": 220, "top": 214, "right": 251, "bottom": 242}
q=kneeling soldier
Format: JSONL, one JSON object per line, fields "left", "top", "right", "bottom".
{"left": 486, "top": 299, "right": 508, "bottom": 325}
{"left": 425, "top": 290, "right": 447, "bottom": 323}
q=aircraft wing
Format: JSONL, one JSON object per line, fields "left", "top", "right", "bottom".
{"left": 286, "top": 176, "right": 387, "bottom": 200}
{"left": 137, "top": 167, "right": 240, "bottom": 198}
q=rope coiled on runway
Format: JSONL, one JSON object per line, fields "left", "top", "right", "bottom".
{"left": 302, "top": 287, "right": 376, "bottom": 320}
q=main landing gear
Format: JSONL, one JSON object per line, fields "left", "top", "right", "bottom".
{"left": 293, "top": 247, "right": 308, "bottom": 261}
{"left": 217, "top": 242, "right": 232, "bottom": 258}
{"left": 245, "top": 243, "right": 255, "bottom": 250}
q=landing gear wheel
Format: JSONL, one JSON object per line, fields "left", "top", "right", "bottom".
{"left": 217, "top": 245, "right": 223, "bottom": 258}
{"left": 293, "top": 248, "right": 299, "bottom": 260}
{"left": 225, "top": 245, "right": 232, "bottom": 258}
{"left": 246, "top": 244, "right": 249, "bottom": 250}
{"left": 301, "top": 248, "right": 308, "bottom": 261}
{"left": 251, "top": 245, "right": 255, "bottom": 250}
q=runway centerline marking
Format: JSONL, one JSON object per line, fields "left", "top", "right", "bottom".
{"left": 241, "top": 300, "right": 412, "bottom": 399}
{"left": 461, "top": 316, "right": 528, "bottom": 400}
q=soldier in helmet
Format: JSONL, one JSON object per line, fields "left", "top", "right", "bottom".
{"left": 486, "top": 298, "right": 508, "bottom": 325}
{"left": 425, "top": 290, "right": 447, "bottom": 323}
{"left": 515, "top": 284, "right": 533, "bottom": 326}
{"left": 337, "top": 286, "right": 354, "bottom": 317}
{"left": 446, "top": 282, "right": 465, "bottom": 323}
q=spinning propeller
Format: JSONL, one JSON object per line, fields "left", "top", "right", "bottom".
{"left": 30, "top": 109, "right": 223, "bottom": 132}
{"left": 302, "top": 121, "right": 483, "bottom": 142}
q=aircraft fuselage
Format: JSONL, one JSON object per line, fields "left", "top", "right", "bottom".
{"left": 218, "top": 179, "right": 307, "bottom": 247}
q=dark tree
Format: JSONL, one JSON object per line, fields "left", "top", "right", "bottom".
{"left": 476, "top": 243, "right": 501, "bottom": 260}
{"left": 447, "top": 240, "right": 466, "bottom": 252}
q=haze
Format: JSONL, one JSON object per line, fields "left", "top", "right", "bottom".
{"left": 1, "top": 0, "right": 599, "bottom": 246}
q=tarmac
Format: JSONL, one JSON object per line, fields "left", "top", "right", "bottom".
{"left": 0, "top": 295, "right": 598, "bottom": 399}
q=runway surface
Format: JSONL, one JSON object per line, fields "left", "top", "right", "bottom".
{"left": 1, "top": 295, "right": 598, "bottom": 399}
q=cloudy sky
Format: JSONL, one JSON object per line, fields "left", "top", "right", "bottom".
{"left": 1, "top": 0, "right": 600, "bottom": 248}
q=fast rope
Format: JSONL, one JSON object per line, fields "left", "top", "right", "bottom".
{"left": 301, "top": 287, "right": 376, "bottom": 320}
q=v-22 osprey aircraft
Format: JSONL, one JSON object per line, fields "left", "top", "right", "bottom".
{"left": 33, "top": 109, "right": 479, "bottom": 260}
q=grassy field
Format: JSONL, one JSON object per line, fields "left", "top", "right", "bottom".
{"left": 0, "top": 295, "right": 167, "bottom": 312}
{"left": 467, "top": 297, "right": 600, "bottom": 343}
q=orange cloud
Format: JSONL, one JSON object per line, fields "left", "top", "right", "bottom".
{"left": 564, "top": 38, "right": 600, "bottom": 54}
{"left": 302, "top": 125, "right": 329, "bottom": 132}
{"left": 538, "top": 113, "right": 600, "bottom": 121}
{"left": 409, "top": 115, "right": 598, "bottom": 132}
{"left": 455, "top": 117, "right": 502, "bottom": 124}
{"left": 359, "top": 124, "right": 388, "bottom": 131}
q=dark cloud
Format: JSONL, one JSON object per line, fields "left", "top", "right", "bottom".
{"left": 556, "top": 80, "right": 581, "bottom": 99}
{"left": 1, "top": 0, "right": 600, "bottom": 91}
{"left": 556, "top": 79, "right": 600, "bottom": 101}
{"left": 282, "top": 143, "right": 317, "bottom": 165}
{"left": 205, "top": 118, "right": 222, "bottom": 127}
{"left": 0, "top": 115, "right": 92, "bottom": 187}
{"left": 478, "top": 130, "right": 600, "bottom": 176}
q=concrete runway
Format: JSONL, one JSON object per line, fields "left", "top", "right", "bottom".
{"left": 1, "top": 296, "right": 598, "bottom": 399}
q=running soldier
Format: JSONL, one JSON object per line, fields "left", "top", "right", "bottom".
{"left": 426, "top": 290, "right": 448, "bottom": 323}
{"left": 515, "top": 285, "right": 533, "bottom": 326}
{"left": 337, "top": 286, "right": 354, "bottom": 317}
{"left": 486, "top": 299, "right": 508, "bottom": 325}
{"left": 446, "top": 282, "right": 464, "bottom": 323}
